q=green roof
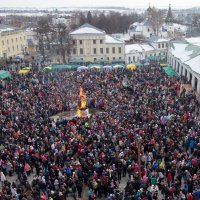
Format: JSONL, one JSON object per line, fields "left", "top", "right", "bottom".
{"left": 185, "top": 43, "right": 200, "bottom": 60}
{"left": 163, "top": 66, "right": 178, "bottom": 77}
{"left": 0, "top": 70, "right": 11, "bottom": 79}
{"left": 52, "top": 65, "right": 79, "bottom": 69}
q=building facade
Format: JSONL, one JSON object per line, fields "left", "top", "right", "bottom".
{"left": 69, "top": 23, "right": 125, "bottom": 63}
{"left": 0, "top": 24, "right": 28, "bottom": 59}
{"left": 128, "top": 4, "right": 175, "bottom": 39}
{"left": 125, "top": 36, "right": 169, "bottom": 64}
{"left": 168, "top": 40, "right": 200, "bottom": 94}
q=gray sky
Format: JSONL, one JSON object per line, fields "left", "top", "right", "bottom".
{"left": 0, "top": 0, "right": 199, "bottom": 9}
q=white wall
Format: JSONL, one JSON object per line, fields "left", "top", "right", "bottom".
{"left": 168, "top": 51, "right": 200, "bottom": 94}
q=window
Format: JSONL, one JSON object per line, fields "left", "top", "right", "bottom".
{"left": 7, "top": 39, "right": 9, "bottom": 44}
{"left": 100, "top": 48, "right": 103, "bottom": 54}
{"left": 119, "top": 57, "right": 121, "bottom": 60}
{"left": 128, "top": 57, "right": 131, "bottom": 63}
{"left": 147, "top": 28, "right": 150, "bottom": 32}
{"left": 16, "top": 38, "right": 18, "bottom": 42}
{"left": 72, "top": 40, "right": 76, "bottom": 45}
{"left": 79, "top": 40, "right": 83, "bottom": 45}
{"left": 11, "top": 39, "right": 13, "bottom": 43}
{"left": 112, "top": 47, "right": 115, "bottom": 53}
{"left": 107, "top": 57, "right": 109, "bottom": 60}
{"left": 158, "top": 44, "right": 161, "bottom": 48}
{"left": 20, "top": 37, "right": 22, "bottom": 41}
{"left": 2, "top": 40, "right": 4, "bottom": 45}
{"left": 73, "top": 49, "right": 76, "bottom": 54}
{"left": 13, "top": 46, "right": 14, "bottom": 51}
{"left": 93, "top": 48, "right": 97, "bottom": 54}
{"left": 113, "top": 57, "right": 115, "bottom": 60}
{"left": 56, "top": 49, "right": 60, "bottom": 55}
{"left": 162, "top": 43, "right": 164, "bottom": 48}
{"left": 106, "top": 48, "right": 109, "bottom": 54}
{"left": 100, "top": 40, "right": 103, "bottom": 44}
{"left": 80, "top": 48, "right": 83, "bottom": 54}
{"left": 166, "top": 43, "right": 168, "bottom": 47}
{"left": 133, "top": 56, "right": 135, "bottom": 62}
{"left": 17, "top": 45, "right": 19, "bottom": 50}
{"left": 118, "top": 47, "right": 121, "bottom": 53}
{"left": 93, "top": 40, "right": 96, "bottom": 44}
{"left": 8, "top": 47, "right": 10, "bottom": 52}
{"left": 94, "top": 58, "right": 96, "bottom": 61}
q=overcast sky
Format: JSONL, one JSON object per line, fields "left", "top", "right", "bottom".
{"left": 0, "top": 0, "right": 199, "bottom": 9}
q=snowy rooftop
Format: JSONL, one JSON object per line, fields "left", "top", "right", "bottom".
{"left": 70, "top": 23, "right": 105, "bottom": 35}
{"left": 105, "top": 35, "right": 124, "bottom": 44}
{"left": 148, "top": 36, "right": 169, "bottom": 43}
{"left": 0, "top": 24, "right": 17, "bottom": 33}
{"left": 185, "top": 55, "right": 200, "bottom": 75}
{"left": 125, "top": 43, "right": 154, "bottom": 54}
{"left": 170, "top": 41, "right": 200, "bottom": 75}
{"left": 185, "top": 37, "right": 200, "bottom": 47}
{"left": 112, "top": 33, "right": 130, "bottom": 42}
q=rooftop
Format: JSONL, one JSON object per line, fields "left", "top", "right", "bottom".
{"left": 105, "top": 35, "right": 124, "bottom": 44}
{"left": 125, "top": 43, "right": 154, "bottom": 54}
{"left": 169, "top": 40, "right": 200, "bottom": 75}
{"left": 70, "top": 23, "right": 105, "bottom": 35}
{"left": 0, "top": 24, "right": 18, "bottom": 33}
{"left": 148, "top": 35, "right": 170, "bottom": 43}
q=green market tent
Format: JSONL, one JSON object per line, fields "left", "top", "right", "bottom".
{"left": 69, "top": 58, "right": 84, "bottom": 64}
{"left": 134, "top": 63, "right": 143, "bottom": 67}
{"left": 52, "top": 65, "right": 79, "bottom": 70}
{"left": 44, "top": 66, "right": 53, "bottom": 73}
{"left": 143, "top": 62, "right": 150, "bottom": 66}
{"left": 95, "top": 58, "right": 109, "bottom": 63}
{"left": 0, "top": 70, "right": 11, "bottom": 80}
{"left": 148, "top": 55, "right": 166, "bottom": 61}
{"left": 111, "top": 59, "right": 125, "bottom": 64}
{"left": 163, "top": 66, "right": 178, "bottom": 77}
{"left": 111, "top": 63, "right": 125, "bottom": 67}
{"left": 147, "top": 55, "right": 158, "bottom": 60}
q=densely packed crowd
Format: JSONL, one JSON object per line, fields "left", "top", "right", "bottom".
{"left": 0, "top": 66, "right": 200, "bottom": 200}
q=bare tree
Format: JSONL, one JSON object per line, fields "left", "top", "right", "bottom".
{"left": 192, "top": 14, "right": 200, "bottom": 28}
{"left": 54, "top": 23, "right": 72, "bottom": 64}
{"left": 35, "top": 16, "right": 54, "bottom": 61}
{"left": 149, "top": 7, "right": 163, "bottom": 35}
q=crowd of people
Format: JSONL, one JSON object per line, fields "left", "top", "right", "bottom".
{"left": 0, "top": 65, "right": 200, "bottom": 200}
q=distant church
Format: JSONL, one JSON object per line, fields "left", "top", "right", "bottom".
{"left": 128, "top": 4, "right": 175, "bottom": 39}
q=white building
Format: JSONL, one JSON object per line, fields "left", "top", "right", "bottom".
{"left": 128, "top": 5, "right": 175, "bottom": 39}
{"left": 168, "top": 38, "right": 200, "bottom": 94}
{"left": 125, "top": 36, "right": 169, "bottom": 64}
{"left": 69, "top": 23, "right": 125, "bottom": 63}
{"left": 52, "top": 17, "right": 71, "bottom": 26}
{"left": 148, "top": 36, "right": 169, "bottom": 57}
{"left": 25, "top": 28, "right": 38, "bottom": 53}
{"left": 125, "top": 43, "right": 155, "bottom": 64}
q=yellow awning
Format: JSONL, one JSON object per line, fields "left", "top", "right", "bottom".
{"left": 127, "top": 64, "right": 137, "bottom": 70}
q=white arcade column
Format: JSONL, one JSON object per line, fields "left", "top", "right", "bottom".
{"left": 182, "top": 66, "right": 186, "bottom": 76}
{"left": 187, "top": 71, "right": 190, "bottom": 82}
{"left": 197, "top": 79, "right": 200, "bottom": 94}
{"left": 191, "top": 75, "right": 195, "bottom": 89}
